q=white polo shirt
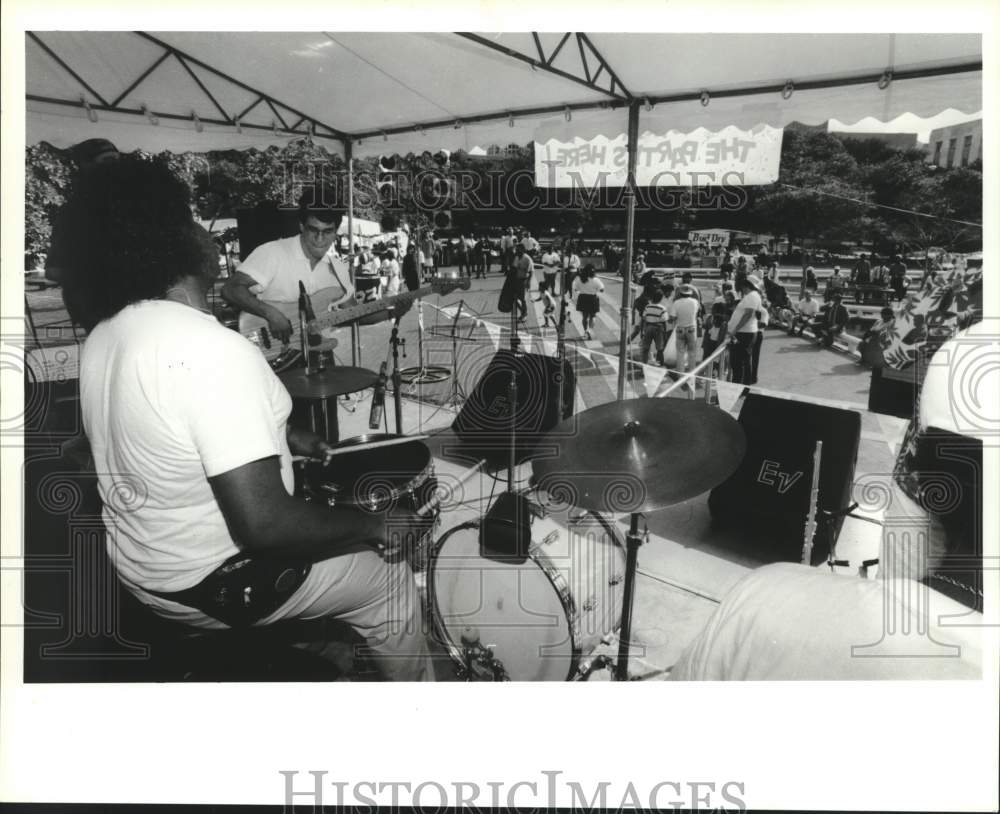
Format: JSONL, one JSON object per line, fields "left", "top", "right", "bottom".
{"left": 239, "top": 235, "right": 353, "bottom": 305}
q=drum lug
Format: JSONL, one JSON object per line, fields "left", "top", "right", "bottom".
{"left": 540, "top": 531, "right": 559, "bottom": 547}
{"left": 582, "top": 594, "right": 597, "bottom": 612}
{"left": 609, "top": 572, "right": 623, "bottom": 586}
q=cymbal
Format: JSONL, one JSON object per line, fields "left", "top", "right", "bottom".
{"left": 531, "top": 398, "right": 746, "bottom": 514}
{"left": 278, "top": 365, "right": 379, "bottom": 399}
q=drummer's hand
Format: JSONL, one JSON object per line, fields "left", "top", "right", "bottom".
{"left": 371, "top": 506, "right": 435, "bottom": 560}
{"left": 313, "top": 439, "right": 337, "bottom": 465}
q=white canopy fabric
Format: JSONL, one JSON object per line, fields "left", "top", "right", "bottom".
{"left": 25, "top": 31, "right": 981, "bottom": 156}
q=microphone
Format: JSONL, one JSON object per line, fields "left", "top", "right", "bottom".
{"left": 298, "top": 282, "right": 321, "bottom": 347}
{"left": 369, "top": 361, "right": 388, "bottom": 429}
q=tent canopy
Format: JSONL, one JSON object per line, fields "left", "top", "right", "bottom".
{"left": 26, "top": 32, "right": 982, "bottom": 157}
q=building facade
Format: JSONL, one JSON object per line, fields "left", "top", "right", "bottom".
{"left": 925, "top": 118, "right": 982, "bottom": 168}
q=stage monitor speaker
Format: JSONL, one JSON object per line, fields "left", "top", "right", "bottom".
{"left": 707, "top": 393, "right": 861, "bottom": 565}
{"left": 235, "top": 204, "right": 301, "bottom": 260}
{"left": 451, "top": 349, "right": 575, "bottom": 466}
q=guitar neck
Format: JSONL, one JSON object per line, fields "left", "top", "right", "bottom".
{"left": 310, "top": 286, "right": 433, "bottom": 332}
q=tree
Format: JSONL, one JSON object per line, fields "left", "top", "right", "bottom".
{"left": 24, "top": 144, "right": 74, "bottom": 268}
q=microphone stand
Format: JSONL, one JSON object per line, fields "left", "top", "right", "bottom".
{"left": 299, "top": 296, "right": 311, "bottom": 376}
{"left": 389, "top": 314, "right": 406, "bottom": 435}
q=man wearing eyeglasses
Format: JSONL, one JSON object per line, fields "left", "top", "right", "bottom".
{"left": 222, "top": 188, "right": 356, "bottom": 344}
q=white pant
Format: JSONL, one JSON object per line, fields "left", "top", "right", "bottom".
{"left": 133, "top": 549, "right": 432, "bottom": 681}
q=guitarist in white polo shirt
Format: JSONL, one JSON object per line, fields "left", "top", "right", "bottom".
{"left": 222, "top": 188, "right": 405, "bottom": 360}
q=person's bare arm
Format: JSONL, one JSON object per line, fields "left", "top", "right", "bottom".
{"left": 221, "top": 271, "right": 293, "bottom": 341}
{"left": 209, "top": 456, "right": 386, "bottom": 560}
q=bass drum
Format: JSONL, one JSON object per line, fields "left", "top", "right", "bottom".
{"left": 428, "top": 508, "right": 626, "bottom": 681}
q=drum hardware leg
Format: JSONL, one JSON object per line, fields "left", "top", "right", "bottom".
{"left": 574, "top": 654, "right": 615, "bottom": 681}
{"left": 458, "top": 626, "right": 509, "bottom": 681}
{"left": 614, "top": 512, "right": 645, "bottom": 682}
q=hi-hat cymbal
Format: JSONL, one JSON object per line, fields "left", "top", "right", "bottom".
{"left": 531, "top": 398, "right": 746, "bottom": 514}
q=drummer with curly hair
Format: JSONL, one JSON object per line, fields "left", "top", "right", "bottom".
{"left": 60, "top": 156, "right": 434, "bottom": 681}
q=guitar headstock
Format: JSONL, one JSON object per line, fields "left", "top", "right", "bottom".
{"left": 429, "top": 276, "right": 472, "bottom": 296}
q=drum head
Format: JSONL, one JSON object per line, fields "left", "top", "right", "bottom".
{"left": 302, "top": 434, "right": 430, "bottom": 509}
{"left": 429, "top": 511, "right": 625, "bottom": 681}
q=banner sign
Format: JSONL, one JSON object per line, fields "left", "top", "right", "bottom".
{"left": 534, "top": 125, "right": 783, "bottom": 188}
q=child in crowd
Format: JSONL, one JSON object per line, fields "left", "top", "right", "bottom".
{"left": 538, "top": 279, "right": 557, "bottom": 329}
{"left": 573, "top": 264, "right": 604, "bottom": 340}
{"left": 640, "top": 287, "right": 670, "bottom": 365}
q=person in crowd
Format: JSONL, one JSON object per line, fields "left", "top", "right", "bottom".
{"left": 784, "top": 289, "right": 820, "bottom": 336}
{"left": 632, "top": 251, "right": 647, "bottom": 283}
{"left": 680, "top": 271, "right": 703, "bottom": 304}
{"left": 560, "top": 239, "right": 582, "bottom": 298}
{"left": 671, "top": 284, "right": 702, "bottom": 388}
{"left": 726, "top": 274, "right": 762, "bottom": 385}
{"left": 520, "top": 230, "right": 540, "bottom": 257}
{"left": 419, "top": 230, "right": 436, "bottom": 281}
{"left": 888, "top": 254, "right": 908, "bottom": 301}
{"left": 722, "top": 289, "right": 737, "bottom": 321}
{"left": 60, "top": 157, "right": 432, "bottom": 681}
{"left": 454, "top": 234, "right": 469, "bottom": 278}
{"left": 870, "top": 255, "right": 890, "bottom": 288}
{"left": 701, "top": 301, "right": 729, "bottom": 374}
{"left": 813, "top": 291, "right": 849, "bottom": 347}
{"left": 537, "top": 279, "right": 557, "bottom": 329}
{"left": 851, "top": 254, "right": 871, "bottom": 285}
{"left": 509, "top": 243, "right": 532, "bottom": 323}
{"left": 630, "top": 280, "right": 660, "bottom": 343}
{"left": 857, "top": 306, "right": 895, "bottom": 366}
{"left": 719, "top": 251, "right": 734, "bottom": 282}
{"left": 750, "top": 292, "right": 769, "bottom": 385}
{"left": 824, "top": 266, "right": 846, "bottom": 301}
{"left": 639, "top": 287, "right": 670, "bottom": 365}
{"left": 537, "top": 243, "right": 561, "bottom": 297}
{"left": 380, "top": 248, "right": 401, "bottom": 297}
{"left": 573, "top": 263, "right": 604, "bottom": 340}
{"left": 804, "top": 265, "right": 819, "bottom": 293}
{"left": 402, "top": 243, "right": 421, "bottom": 292}
{"left": 500, "top": 227, "right": 517, "bottom": 275}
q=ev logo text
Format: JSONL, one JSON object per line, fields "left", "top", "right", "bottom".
{"left": 757, "top": 459, "right": 803, "bottom": 494}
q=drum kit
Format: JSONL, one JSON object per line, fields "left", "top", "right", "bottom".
{"left": 296, "top": 390, "right": 747, "bottom": 682}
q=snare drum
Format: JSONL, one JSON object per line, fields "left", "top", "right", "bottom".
{"left": 298, "top": 434, "right": 439, "bottom": 570}
{"left": 428, "top": 505, "right": 626, "bottom": 680}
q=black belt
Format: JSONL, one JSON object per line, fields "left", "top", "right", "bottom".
{"left": 147, "top": 553, "right": 311, "bottom": 628}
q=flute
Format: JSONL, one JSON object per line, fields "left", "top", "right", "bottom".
{"left": 800, "top": 440, "right": 823, "bottom": 565}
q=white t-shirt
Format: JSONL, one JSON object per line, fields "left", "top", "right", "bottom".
{"left": 796, "top": 298, "right": 819, "bottom": 317}
{"left": 540, "top": 251, "right": 560, "bottom": 269}
{"left": 727, "top": 290, "right": 761, "bottom": 335}
{"left": 671, "top": 296, "right": 701, "bottom": 329}
{"left": 238, "top": 235, "right": 354, "bottom": 306}
{"left": 80, "top": 300, "right": 294, "bottom": 597}
{"left": 573, "top": 277, "right": 605, "bottom": 296}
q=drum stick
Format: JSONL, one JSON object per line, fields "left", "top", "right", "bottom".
{"left": 319, "top": 434, "right": 430, "bottom": 458}
{"left": 416, "top": 458, "right": 488, "bottom": 517}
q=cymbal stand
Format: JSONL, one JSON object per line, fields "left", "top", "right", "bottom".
{"left": 416, "top": 300, "right": 470, "bottom": 425}
{"left": 614, "top": 511, "right": 645, "bottom": 681}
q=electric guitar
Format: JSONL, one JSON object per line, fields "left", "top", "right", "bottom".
{"left": 240, "top": 278, "right": 470, "bottom": 370}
